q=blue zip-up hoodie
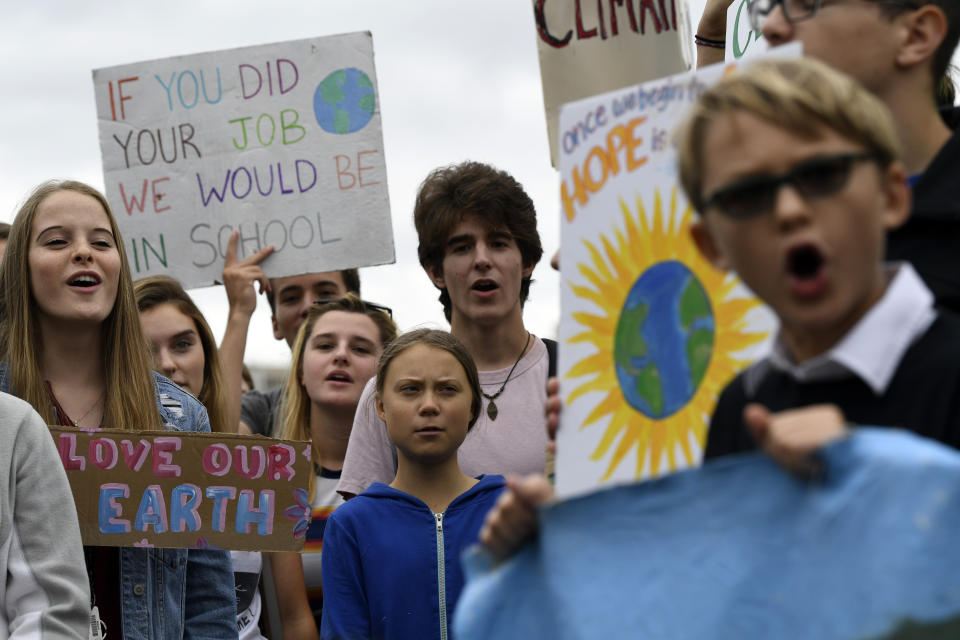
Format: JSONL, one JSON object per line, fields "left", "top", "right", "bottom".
{"left": 321, "top": 474, "right": 505, "bottom": 640}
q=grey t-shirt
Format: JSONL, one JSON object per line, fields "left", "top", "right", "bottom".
{"left": 240, "top": 386, "right": 284, "bottom": 437}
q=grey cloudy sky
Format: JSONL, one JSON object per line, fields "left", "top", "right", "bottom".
{"left": 0, "top": 0, "right": 708, "bottom": 369}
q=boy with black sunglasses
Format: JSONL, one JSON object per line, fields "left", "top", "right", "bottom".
{"left": 680, "top": 57, "right": 960, "bottom": 463}
{"left": 479, "top": 56, "right": 960, "bottom": 557}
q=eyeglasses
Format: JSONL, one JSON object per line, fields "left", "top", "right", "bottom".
{"left": 701, "top": 152, "right": 880, "bottom": 220}
{"left": 313, "top": 297, "right": 393, "bottom": 318}
{"left": 747, "top": 0, "right": 920, "bottom": 32}
{"left": 361, "top": 300, "right": 393, "bottom": 319}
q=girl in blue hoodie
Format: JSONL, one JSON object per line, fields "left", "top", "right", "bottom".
{"left": 321, "top": 329, "right": 506, "bottom": 640}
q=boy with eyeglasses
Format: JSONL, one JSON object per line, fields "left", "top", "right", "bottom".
{"left": 678, "top": 57, "right": 960, "bottom": 463}
{"left": 697, "top": 0, "right": 960, "bottom": 313}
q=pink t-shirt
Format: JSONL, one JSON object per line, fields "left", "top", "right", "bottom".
{"left": 338, "top": 337, "right": 550, "bottom": 497}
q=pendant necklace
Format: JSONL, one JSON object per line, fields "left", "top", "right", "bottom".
{"left": 72, "top": 391, "right": 105, "bottom": 427}
{"left": 482, "top": 332, "right": 531, "bottom": 421}
{"left": 45, "top": 381, "right": 104, "bottom": 427}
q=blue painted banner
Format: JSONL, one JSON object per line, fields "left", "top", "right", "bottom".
{"left": 456, "top": 429, "right": 960, "bottom": 639}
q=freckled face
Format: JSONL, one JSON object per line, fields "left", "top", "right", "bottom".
{"left": 377, "top": 344, "right": 475, "bottom": 466}
{"left": 140, "top": 303, "right": 206, "bottom": 397}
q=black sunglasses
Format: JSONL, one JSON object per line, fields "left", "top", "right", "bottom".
{"left": 700, "top": 152, "right": 880, "bottom": 220}
{"left": 748, "top": 0, "right": 920, "bottom": 32}
{"left": 313, "top": 297, "right": 393, "bottom": 318}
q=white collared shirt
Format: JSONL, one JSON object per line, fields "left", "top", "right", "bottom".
{"left": 743, "top": 264, "right": 936, "bottom": 396}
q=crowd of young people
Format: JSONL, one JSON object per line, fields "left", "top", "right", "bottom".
{"left": 2, "top": 1, "right": 959, "bottom": 638}
{"left": 0, "top": 158, "right": 548, "bottom": 639}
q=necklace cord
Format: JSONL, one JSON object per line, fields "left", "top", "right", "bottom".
{"left": 481, "top": 331, "right": 532, "bottom": 403}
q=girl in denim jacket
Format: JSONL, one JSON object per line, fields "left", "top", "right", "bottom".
{"left": 0, "top": 180, "right": 236, "bottom": 640}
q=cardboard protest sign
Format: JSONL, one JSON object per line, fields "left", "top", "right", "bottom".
{"left": 51, "top": 427, "right": 311, "bottom": 551}
{"left": 533, "top": 0, "right": 694, "bottom": 166}
{"left": 725, "top": 0, "right": 769, "bottom": 61}
{"left": 93, "top": 32, "right": 394, "bottom": 290}
{"left": 554, "top": 51, "right": 806, "bottom": 498}
{"left": 457, "top": 430, "right": 960, "bottom": 639}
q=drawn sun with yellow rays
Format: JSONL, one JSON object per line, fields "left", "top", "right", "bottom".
{"left": 566, "top": 186, "right": 767, "bottom": 481}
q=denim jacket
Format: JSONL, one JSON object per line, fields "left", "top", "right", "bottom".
{"left": 0, "top": 366, "right": 238, "bottom": 640}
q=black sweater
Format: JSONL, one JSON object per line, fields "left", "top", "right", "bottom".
{"left": 704, "top": 311, "right": 960, "bottom": 460}
{"left": 887, "top": 108, "right": 960, "bottom": 313}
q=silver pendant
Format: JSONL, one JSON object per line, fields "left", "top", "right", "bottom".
{"left": 486, "top": 400, "right": 498, "bottom": 421}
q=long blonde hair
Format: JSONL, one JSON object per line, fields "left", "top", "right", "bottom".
{"left": 0, "top": 180, "right": 160, "bottom": 429}
{"left": 281, "top": 294, "right": 397, "bottom": 499}
{"left": 135, "top": 275, "right": 228, "bottom": 433}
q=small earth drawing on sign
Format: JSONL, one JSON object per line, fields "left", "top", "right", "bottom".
{"left": 614, "top": 260, "right": 715, "bottom": 419}
{"left": 313, "top": 67, "right": 375, "bottom": 134}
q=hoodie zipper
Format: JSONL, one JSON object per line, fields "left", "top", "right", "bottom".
{"left": 435, "top": 511, "right": 448, "bottom": 640}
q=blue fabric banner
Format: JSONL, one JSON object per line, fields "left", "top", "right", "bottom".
{"left": 455, "top": 430, "right": 960, "bottom": 639}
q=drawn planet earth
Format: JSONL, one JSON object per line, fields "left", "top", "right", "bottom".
{"left": 313, "top": 67, "right": 375, "bottom": 134}
{"left": 614, "top": 261, "right": 715, "bottom": 419}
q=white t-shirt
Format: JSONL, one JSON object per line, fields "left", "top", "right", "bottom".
{"left": 232, "top": 550, "right": 267, "bottom": 640}
{"left": 302, "top": 469, "right": 345, "bottom": 619}
{"left": 338, "top": 337, "right": 550, "bottom": 497}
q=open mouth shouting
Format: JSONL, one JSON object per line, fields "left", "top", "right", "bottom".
{"left": 67, "top": 271, "right": 102, "bottom": 290}
{"left": 786, "top": 243, "right": 828, "bottom": 299}
{"left": 325, "top": 370, "right": 355, "bottom": 385}
{"left": 471, "top": 279, "right": 499, "bottom": 297}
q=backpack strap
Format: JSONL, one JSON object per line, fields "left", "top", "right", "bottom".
{"left": 541, "top": 338, "right": 558, "bottom": 379}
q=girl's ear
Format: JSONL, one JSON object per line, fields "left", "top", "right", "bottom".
{"left": 375, "top": 394, "right": 386, "bottom": 422}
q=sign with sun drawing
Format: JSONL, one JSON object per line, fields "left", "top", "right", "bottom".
{"left": 555, "top": 57, "right": 788, "bottom": 499}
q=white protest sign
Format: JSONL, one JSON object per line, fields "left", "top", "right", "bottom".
{"left": 725, "top": 0, "right": 769, "bottom": 61}
{"left": 93, "top": 32, "right": 394, "bottom": 289}
{"left": 533, "top": 0, "right": 694, "bottom": 166}
{"left": 555, "top": 49, "right": 803, "bottom": 499}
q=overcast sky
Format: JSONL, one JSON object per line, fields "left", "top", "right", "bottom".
{"left": 0, "top": 0, "right": 708, "bottom": 370}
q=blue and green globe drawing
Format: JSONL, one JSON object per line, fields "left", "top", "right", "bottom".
{"left": 313, "top": 67, "right": 375, "bottom": 134}
{"left": 614, "top": 261, "right": 715, "bottom": 419}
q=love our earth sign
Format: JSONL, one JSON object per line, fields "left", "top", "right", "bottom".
{"left": 51, "top": 427, "right": 311, "bottom": 551}
{"left": 92, "top": 32, "right": 395, "bottom": 289}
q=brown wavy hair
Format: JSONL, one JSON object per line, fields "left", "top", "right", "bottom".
{"left": 375, "top": 328, "right": 482, "bottom": 431}
{"left": 413, "top": 161, "right": 543, "bottom": 322}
